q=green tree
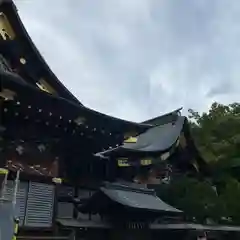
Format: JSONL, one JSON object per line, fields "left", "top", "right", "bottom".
{"left": 219, "top": 178, "right": 240, "bottom": 224}
{"left": 186, "top": 102, "right": 240, "bottom": 224}
{"left": 156, "top": 176, "right": 223, "bottom": 223}
{"left": 188, "top": 102, "right": 240, "bottom": 165}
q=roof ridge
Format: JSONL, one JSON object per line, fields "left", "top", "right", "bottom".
{"left": 103, "top": 182, "right": 156, "bottom": 195}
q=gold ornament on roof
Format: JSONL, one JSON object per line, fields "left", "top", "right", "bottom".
{"left": 0, "top": 89, "right": 16, "bottom": 101}
{"left": 124, "top": 136, "right": 138, "bottom": 143}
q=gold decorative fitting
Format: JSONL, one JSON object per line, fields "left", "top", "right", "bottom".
{"left": 0, "top": 13, "right": 16, "bottom": 40}
{"left": 74, "top": 116, "right": 86, "bottom": 126}
{"left": 19, "top": 58, "right": 26, "bottom": 65}
{"left": 140, "top": 159, "right": 152, "bottom": 166}
{"left": 124, "top": 131, "right": 138, "bottom": 139}
{"left": 36, "top": 79, "right": 56, "bottom": 94}
{"left": 118, "top": 158, "right": 130, "bottom": 167}
{"left": 52, "top": 177, "right": 62, "bottom": 184}
{"left": 0, "top": 89, "right": 16, "bottom": 100}
{"left": 161, "top": 152, "right": 170, "bottom": 161}
{"left": 124, "top": 136, "right": 138, "bottom": 143}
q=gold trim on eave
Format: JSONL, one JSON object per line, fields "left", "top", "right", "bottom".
{"left": 0, "top": 89, "right": 16, "bottom": 101}
{"left": 124, "top": 136, "right": 138, "bottom": 143}
{"left": 161, "top": 152, "right": 170, "bottom": 161}
{"left": 36, "top": 79, "right": 57, "bottom": 95}
{"left": 0, "top": 13, "right": 16, "bottom": 40}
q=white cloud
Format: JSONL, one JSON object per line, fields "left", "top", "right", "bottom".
{"left": 14, "top": 0, "right": 240, "bottom": 121}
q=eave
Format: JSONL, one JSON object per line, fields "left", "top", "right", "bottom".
{"left": 0, "top": 0, "right": 82, "bottom": 105}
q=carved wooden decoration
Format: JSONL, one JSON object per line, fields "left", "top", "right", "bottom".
{"left": 3, "top": 141, "right": 59, "bottom": 177}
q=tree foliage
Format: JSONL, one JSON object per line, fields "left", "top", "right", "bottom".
{"left": 157, "top": 176, "right": 222, "bottom": 223}
{"left": 188, "top": 102, "right": 240, "bottom": 165}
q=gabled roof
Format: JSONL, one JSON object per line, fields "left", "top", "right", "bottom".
{"left": 95, "top": 113, "right": 208, "bottom": 173}
{"left": 96, "top": 116, "right": 185, "bottom": 157}
{"left": 101, "top": 185, "right": 182, "bottom": 213}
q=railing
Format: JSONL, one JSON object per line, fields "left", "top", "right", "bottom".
{"left": 0, "top": 169, "right": 20, "bottom": 240}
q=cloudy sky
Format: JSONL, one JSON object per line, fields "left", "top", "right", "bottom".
{"left": 14, "top": 0, "right": 240, "bottom": 122}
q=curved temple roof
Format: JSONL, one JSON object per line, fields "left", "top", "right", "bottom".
{"left": 0, "top": 71, "right": 152, "bottom": 138}
{"left": 0, "top": 0, "right": 82, "bottom": 104}
{"left": 100, "top": 186, "right": 182, "bottom": 213}
{"left": 79, "top": 182, "right": 183, "bottom": 215}
{"left": 0, "top": 0, "right": 156, "bottom": 139}
{"left": 96, "top": 116, "right": 186, "bottom": 157}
